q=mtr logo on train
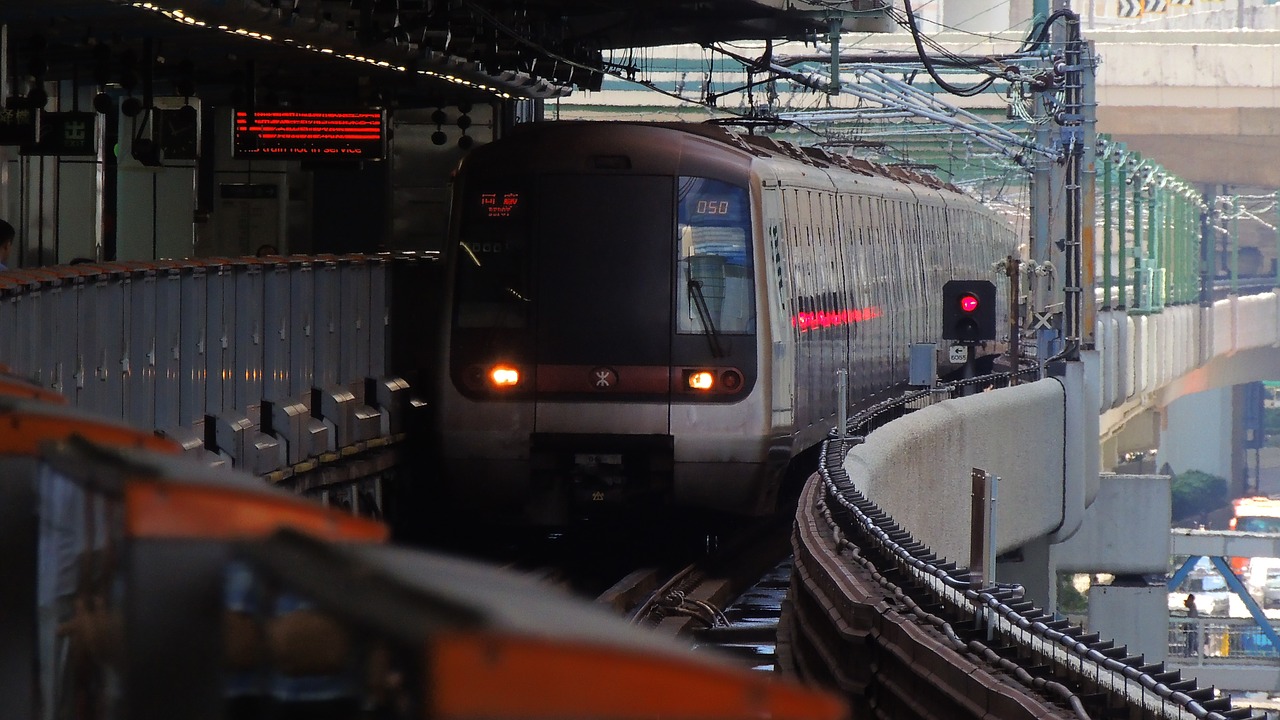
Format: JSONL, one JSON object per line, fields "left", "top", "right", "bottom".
{"left": 942, "top": 280, "right": 997, "bottom": 343}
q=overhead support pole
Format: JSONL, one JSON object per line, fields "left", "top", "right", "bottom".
{"left": 1029, "top": 3, "right": 1063, "bottom": 360}
{"left": 826, "top": 15, "right": 842, "bottom": 95}
{"left": 1117, "top": 146, "right": 1128, "bottom": 310}
{"left": 713, "top": 44, "right": 1059, "bottom": 167}
{"left": 1101, "top": 141, "right": 1114, "bottom": 310}
{"left": 1080, "top": 37, "right": 1097, "bottom": 348}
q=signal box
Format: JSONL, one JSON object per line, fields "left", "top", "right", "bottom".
{"left": 942, "top": 280, "right": 996, "bottom": 343}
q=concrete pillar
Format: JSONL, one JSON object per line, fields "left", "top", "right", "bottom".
{"left": 1054, "top": 474, "right": 1171, "bottom": 574}
{"left": 1110, "top": 407, "right": 1160, "bottom": 472}
{"left": 1088, "top": 581, "right": 1169, "bottom": 664}
{"left": 116, "top": 104, "right": 197, "bottom": 261}
{"left": 998, "top": 535, "right": 1056, "bottom": 611}
{"left": 1157, "top": 386, "right": 1233, "bottom": 482}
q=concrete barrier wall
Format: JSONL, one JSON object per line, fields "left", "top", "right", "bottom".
{"left": 1054, "top": 474, "right": 1171, "bottom": 574}
{"left": 1120, "top": 314, "right": 1135, "bottom": 404}
{"left": 842, "top": 379, "right": 1066, "bottom": 563}
{"left": 1238, "top": 293, "right": 1279, "bottom": 351}
{"left": 1098, "top": 315, "right": 1118, "bottom": 409}
{"left": 1213, "top": 297, "right": 1233, "bottom": 358}
{"left": 0, "top": 256, "right": 411, "bottom": 474}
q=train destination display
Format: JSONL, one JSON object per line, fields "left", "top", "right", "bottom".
{"left": 233, "top": 110, "right": 386, "bottom": 160}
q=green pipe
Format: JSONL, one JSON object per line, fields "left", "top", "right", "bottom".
{"left": 1102, "top": 154, "right": 1113, "bottom": 309}
{"left": 1163, "top": 187, "right": 1173, "bottom": 306}
{"left": 1189, "top": 193, "right": 1200, "bottom": 301}
{"left": 1170, "top": 190, "right": 1178, "bottom": 304}
{"left": 1133, "top": 181, "right": 1143, "bottom": 309}
{"left": 1118, "top": 159, "right": 1128, "bottom": 309}
{"left": 1231, "top": 206, "right": 1239, "bottom": 294}
{"left": 1173, "top": 193, "right": 1182, "bottom": 303}
{"left": 1152, "top": 180, "right": 1162, "bottom": 307}
{"left": 1179, "top": 193, "right": 1190, "bottom": 303}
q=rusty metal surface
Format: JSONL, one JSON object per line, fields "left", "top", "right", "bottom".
{"left": 781, "top": 434, "right": 1266, "bottom": 720}
{"left": 787, "top": 477, "right": 1075, "bottom": 720}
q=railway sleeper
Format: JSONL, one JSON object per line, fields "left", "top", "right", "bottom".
{"left": 988, "top": 588, "right": 1019, "bottom": 602}
{"left": 1100, "top": 645, "right": 1129, "bottom": 660}
{"left": 1015, "top": 605, "right": 1044, "bottom": 618}
{"left": 1019, "top": 663, "right": 1052, "bottom": 678}
{"left": 1059, "top": 624, "right": 1085, "bottom": 638}
{"left": 1184, "top": 686, "right": 1216, "bottom": 701}
{"left": 1201, "top": 696, "right": 1233, "bottom": 712}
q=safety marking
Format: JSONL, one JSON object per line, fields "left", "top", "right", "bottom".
{"left": 1118, "top": 0, "right": 1142, "bottom": 16}
{"left": 1032, "top": 312, "right": 1055, "bottom": 330}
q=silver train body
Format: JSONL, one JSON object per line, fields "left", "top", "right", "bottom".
{"left": 434, "top": 121, "right": 1016, "bottom": 525}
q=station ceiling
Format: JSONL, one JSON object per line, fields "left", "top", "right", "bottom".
{"left": 0, "top": 0, "right": 891, "bottom": 109}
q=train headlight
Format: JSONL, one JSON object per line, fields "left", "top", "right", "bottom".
{"left": 489, "top": 365, "right": 521, "bottom": 388}
{"left": 686, "top": 371, "right": 715, "bottom": 391}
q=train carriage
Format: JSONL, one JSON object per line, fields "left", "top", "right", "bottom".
{"left": 435, "top": 121, "right": 1016, "bottom": 525}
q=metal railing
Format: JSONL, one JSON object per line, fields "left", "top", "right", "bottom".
{"left": 1170, "top": 617, "right": 1280, "bottom": 662}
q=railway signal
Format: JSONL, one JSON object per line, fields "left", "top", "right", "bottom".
{"left": 942, "top": 280, "right": 996, "bottom": 342}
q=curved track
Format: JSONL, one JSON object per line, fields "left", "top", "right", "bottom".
{"left": 783, "top": 420, "right": 1265, "bottom": 720}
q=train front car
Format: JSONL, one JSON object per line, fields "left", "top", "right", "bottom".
{"left": 438, "top": 122, "right": 776, "bottom": 526}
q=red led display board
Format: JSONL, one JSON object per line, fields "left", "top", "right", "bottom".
{"left": 478, "top": 191, "right": 522, "bottom": 219}
{"left": 233, "top": 110, "right": 386, "bottom": 160}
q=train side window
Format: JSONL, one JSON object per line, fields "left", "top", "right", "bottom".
{"left": 221, "top": 561, "right": 416, "bottom": 719}
{"left": 676, "top": 177, "right": 754, "bottom": 335}
{"left": 36, "top": 464, "right": 125, "bottom": 720}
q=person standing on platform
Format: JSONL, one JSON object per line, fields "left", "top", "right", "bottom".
{"left": 1184, "top": 593, "right": 1200, "bottom": 657}
{"left": 0, "top": 219, "right": 14, "bottom": 270}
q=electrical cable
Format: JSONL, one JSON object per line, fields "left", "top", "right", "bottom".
{"left": 896, "top": 0, "right": 999, "bottom": 96}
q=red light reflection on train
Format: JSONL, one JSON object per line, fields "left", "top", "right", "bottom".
{"left": 791, "top": 306, "right": 882, "bottom": 332}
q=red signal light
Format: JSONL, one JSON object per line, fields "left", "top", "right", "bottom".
{"left": 959, "top": 293, "right": 979, "bottom": 313}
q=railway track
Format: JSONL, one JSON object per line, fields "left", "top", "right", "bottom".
{"left": 601, "top": 517, "right": 790, "bottom": 623}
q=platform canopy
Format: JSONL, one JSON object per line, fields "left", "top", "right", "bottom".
{"left": 0, "top": 0, "right": 892, "bottom": 106}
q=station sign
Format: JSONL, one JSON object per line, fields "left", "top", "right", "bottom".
{"left": 233, "top": 109, "right": 386, "bottom": 161}
{"left": 0, "top": 106, "right": 38, "bottom": 146}
{"left": 25, "top": 112, "right": 97, "bottom": 156}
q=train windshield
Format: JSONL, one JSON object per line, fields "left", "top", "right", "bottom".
{"left": 676, "top": 177, "right": 754, "bottom": 335}
{"left": 454, "top": 184, "right": 530, "bottom": 329}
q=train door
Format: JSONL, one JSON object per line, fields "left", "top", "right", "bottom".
{"left": 528, "top": 174, "right": 675, "bottom": 506}
{"left": 531, "top": 174, "right": 674, "bottom": 381}
{"left": 757, "top": 182, "right": 795, "bottom": 435}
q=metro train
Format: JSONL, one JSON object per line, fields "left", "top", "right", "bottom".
{"left": 434, "top": 121, "right": 1018, "bottom": 525}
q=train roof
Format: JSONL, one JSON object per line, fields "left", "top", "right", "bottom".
{"left": 40, "top": 434, "right": 388, "bottom": 542}
{"left": 238, "top": 530, "right": 849, "bottom": 720}
{"left": 0, "top": 394, "right": 179, "bottom": 455}
{"left": 499, "top": 120, "right": 962, "bottom": 194}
